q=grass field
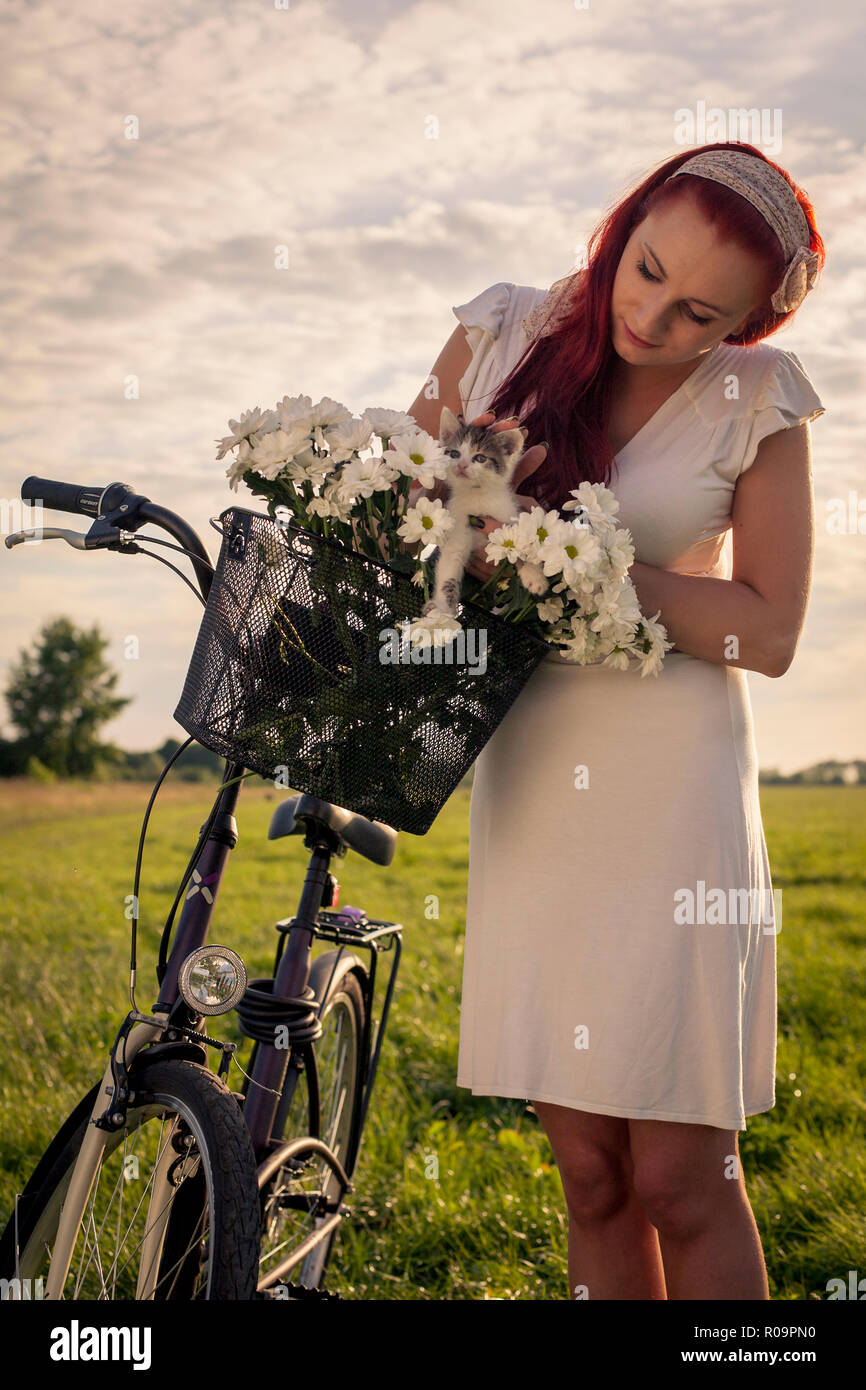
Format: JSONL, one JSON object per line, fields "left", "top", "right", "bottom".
{"left": 0, "top": 776, "right": 864, "bottom": 1300}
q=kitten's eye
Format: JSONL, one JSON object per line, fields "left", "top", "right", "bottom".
{"left": 444, "top": 448, "right": 461, "bottom": 458}
{"left": 471, "top": 453, "right": 488, "bottom": 463}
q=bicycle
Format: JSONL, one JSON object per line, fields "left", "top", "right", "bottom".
{"left": 0, "top": 477, "right": 404, "bottom": 1300}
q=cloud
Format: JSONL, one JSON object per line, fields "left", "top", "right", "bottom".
{"left": 1, "top": 0, "right": 862, "bottom": 772}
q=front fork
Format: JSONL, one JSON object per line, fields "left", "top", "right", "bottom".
{"left": 45, "top": 1013, "right": 169, "bottom": 1300}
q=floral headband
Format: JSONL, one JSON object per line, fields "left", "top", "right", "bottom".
{"left": 522, "top": 149, "right": 819, "bottom": 341}
{"left": 665, "top": 149, "right": 819, "bottom": 314}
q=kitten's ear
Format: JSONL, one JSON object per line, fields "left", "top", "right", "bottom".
{"left": 494, "top": 426, "right": 527, "bottom": 464}
{"left": 438, "top": 405, "right": 462, "bottom": 443}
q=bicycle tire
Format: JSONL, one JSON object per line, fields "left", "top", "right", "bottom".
{"left": 0, "top": 1057, "right": 260, "bottom": 1300}
{"left": 257, "top": 962, "right": 367, "bottom": 1293}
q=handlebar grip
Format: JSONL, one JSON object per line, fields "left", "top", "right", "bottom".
{"left": 21, "top": 477, "right": 108, "bottom": 518}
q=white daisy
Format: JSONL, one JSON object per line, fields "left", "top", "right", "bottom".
{"left": 555, "top": 617, "right": 592, "bottom": 662}
{"left": 275, "top": 394, "right": 315, "bottom": 430}
{"left": 634, "top": 611, "right": 674, "bottom": 677}
{"left": 513, "top": 507, "right": 558, "bottom": 562}
{"left": 307, "top": 484, "right": 355, "bottom": 523}
{"left": 562, "top": 480, "right": 620, "bottom": 529}
{"left": 310, "top": 396, "right": 353, "bottom": 430}
{"left": 484, "top": 522, "right": 522, "bottom": 565}
{"left": 284, "top": 447, "right": 335, "bottom": 487}
{"left": 249, "top": 418, "right": 312, "bottom": 473}
{"left": 216, "top": 407, "right": 278, "bottom": 460}
{"left": 226, "top": 437, "right": 254, "bottom": 491}
{"left": 604, "top": 527, "right": 636, "bottom": 579}
{"left": 601, "top": 646, "right": 632, "bottom": 672}
{"left": 537, "top": 594, "right": 565, "bottom": 623}
{"left": 637, "top": 644, "right": 665, "bottom": 678}
{"left": 324, "top": 415, "right": 375, "bottom": 463}
{"left": 383, "top": 428, "right": 448, "bottom": 488}
{"left": 364, "top": 408, "right": 419, "bottom": 441}
{"left": 536, "top": 517, "right": 582, "bottom": 572}
{"left": 543, "top": 524, "right": 602, "bottom": 585}
{"left": 333, "top": 454, "right": 400, "bottom": 502}
{"left": 397, "top": 496, "right": 455, "bottom": 547}
{"left": 589, "top": 578, "right": 643, "bottom": 632}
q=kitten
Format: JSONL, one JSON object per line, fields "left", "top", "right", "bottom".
{"left": 422, "top": 406, "right": 547, "bottom": 618}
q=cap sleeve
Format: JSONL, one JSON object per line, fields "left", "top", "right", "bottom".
{"left": 451, "top": 281, "right": 514, "bottom": 418}
{"left": 452, "top": 281, "right": 512, "bottom": 342}
{"left": 739, "top": 349, "right": 826, "bottom": 476}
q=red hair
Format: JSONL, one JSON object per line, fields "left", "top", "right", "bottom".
{"left": 485, "top": 140, "right": 825, "bottom": 512}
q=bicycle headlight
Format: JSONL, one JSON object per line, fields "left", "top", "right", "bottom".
{"left": 178, "top": 946, "right": 247, "bottom": 1015}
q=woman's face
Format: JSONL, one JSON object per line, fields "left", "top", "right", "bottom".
{"left": 609, "top": 192, "right": 770, "bottom": 368}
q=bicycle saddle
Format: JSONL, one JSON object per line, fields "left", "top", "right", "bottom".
{"left": 268, "top": 793, "right": 398, "bottom": 867}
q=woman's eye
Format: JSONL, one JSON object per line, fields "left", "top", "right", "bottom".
{"left": 636, "top": 259, "right": 712, "bottom": 326}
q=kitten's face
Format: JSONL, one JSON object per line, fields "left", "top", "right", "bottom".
{"left": 437, "top": 406, "right": 525, "bottom": 489}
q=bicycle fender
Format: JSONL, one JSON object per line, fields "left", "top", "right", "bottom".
{"left": 308, "top": 949, "right": 366, "bottom": 1004}
{"left": 130, "top": 1040, "right": 209, "bottom": 1069}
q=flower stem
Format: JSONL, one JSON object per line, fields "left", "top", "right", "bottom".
{"left": 510, "top": 598, "right": 538, "bottom": 622}
{"left": 475, "top": 559, "right": 510, "bottom": 595}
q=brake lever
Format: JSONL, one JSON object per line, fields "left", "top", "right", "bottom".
{"left": 4, "top": 526, "right": 141, "bottom": 552}
{"left": 5, "top": 526, "right": 90, "bottom": 550}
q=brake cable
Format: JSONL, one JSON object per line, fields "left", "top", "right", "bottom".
{"left": 111, "top": 531, "right": 215, "bottom": 607}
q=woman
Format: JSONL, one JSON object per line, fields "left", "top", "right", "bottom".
{"left": 406, "top": 141, "right": 826, "bottom": 1300}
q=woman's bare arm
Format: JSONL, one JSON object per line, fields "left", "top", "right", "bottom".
{"left": 406, "top": 323, "right": 473, "bottom": 434}
{"left": 627, "top": 422, "right": 814, "bottom": 678}
{"left": 404, "top": 324, "right": 474, "bottom": 502}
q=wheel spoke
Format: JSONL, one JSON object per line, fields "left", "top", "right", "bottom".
{"left": 78, "top": 1118, "right": 172, "bottom": 1296}
{"left": 155, "top": 1206, "right": 209, "bottom": 1300}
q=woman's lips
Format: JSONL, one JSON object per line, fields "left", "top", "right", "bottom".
{"left": 624, "top": 320, "right": 659, "bottom": 348}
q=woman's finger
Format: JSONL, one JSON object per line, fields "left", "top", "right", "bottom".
{"left": 467, "top": 515, "right": 503, "bottom": 581}
{"left": 512, "top": 442, "right": 548, "bottom": 488}
{"left": 468, "top": 410, "right": 517, "bottom": 433}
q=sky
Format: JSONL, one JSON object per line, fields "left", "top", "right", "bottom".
{"left": 1, "top": 0, "right": 863, "bottom": 776}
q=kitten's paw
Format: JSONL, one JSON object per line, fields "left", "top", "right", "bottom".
{"left": 422, "top": 601, "right": 459, "bottom": 626}
{"left": 422, "top": 598, "right": 439, "bottom": 616}
{"left": 516, "top": 560, "right": 548, "bottom": 596}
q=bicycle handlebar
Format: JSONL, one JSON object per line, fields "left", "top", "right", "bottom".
{"left": 21, "top": 476, "right": 115, "bottom": 518}
{"left": 18, "top": 476, "right": 216, "bottom": 601}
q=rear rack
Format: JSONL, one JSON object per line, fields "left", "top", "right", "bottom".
{"left": 275, "top": 908, "right": 403, "bottom": 951}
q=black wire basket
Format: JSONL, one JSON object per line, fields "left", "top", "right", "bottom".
{"left": 173, "top": 506, "right": 550, "bottom": 834}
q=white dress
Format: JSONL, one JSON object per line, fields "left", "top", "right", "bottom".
{"left": 453, "top": 280, "right": 826, "bottom": 1131}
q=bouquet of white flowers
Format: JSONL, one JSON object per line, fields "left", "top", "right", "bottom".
{"left": 174, "top": 389, "right": 677, "bottom": 829}
{"left": 217, "top": 393, "right": 673, "bottom": 678}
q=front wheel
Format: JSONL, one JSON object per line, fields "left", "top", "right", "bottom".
{"left": 0, "top": 1057, "right": 261, "bottom": 1300}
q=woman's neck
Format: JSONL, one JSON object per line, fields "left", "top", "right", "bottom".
{"left": 610, "top": 347, "right": 711, "bottom": 396}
